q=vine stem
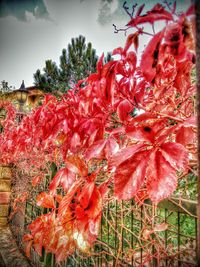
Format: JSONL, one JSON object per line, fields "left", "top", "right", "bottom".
{"left": 155, "top": 111, "right": 184, "bottom": 122}
{"left": 188, "top": 166, "right": 197, "bottom": 176}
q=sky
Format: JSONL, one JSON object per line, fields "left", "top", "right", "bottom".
{"left": 0, "top": 0, "right": 192, "bottom": 89}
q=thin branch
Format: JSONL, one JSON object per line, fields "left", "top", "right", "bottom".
{"left": 113, "top": 24, "right": 129, "bottom": 35}
{"left": 123, "top": 1, "right": 137, "bottom": 19}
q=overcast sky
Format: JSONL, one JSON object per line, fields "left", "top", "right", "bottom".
{"left": 0, "top": 0, "right": 192, "bottom": 89}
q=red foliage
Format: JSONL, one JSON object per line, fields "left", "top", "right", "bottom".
{"left": 0, "top": 2, "right": 196, "bottom": 262}
{"left": 24, "top": 177, "right": 102, "bottom": 262}
{"left": 36, "top": 192, "right": 55, "bottom": 209}
{"left": 126, "top": 3, "right": 173, "bottom": 27}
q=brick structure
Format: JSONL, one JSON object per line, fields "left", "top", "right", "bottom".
{"left": 0, "top": 166, "right": 12, "bottom": 227}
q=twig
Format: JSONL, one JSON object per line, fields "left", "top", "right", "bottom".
{"left": 113, "top": 24, "right": 129, "bottom": 35}
{"left": 123, "top": 1, "right": 137, "bottom": 19}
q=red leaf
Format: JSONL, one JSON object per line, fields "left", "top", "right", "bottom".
{"left": 85, "top": 138, "right": 119, "bottom": 161}
{"left": 156, "top": 125, "right": 178, "bottom": 145}
{"left": 112, "top": 47, "right": 124, "bottom": 56}
{"left": 85, "top": 187, "right": 102, "bottom": 219}
{"left": 58, "top": 180, "right": 81, "bottom": 218}
{"left": 65, "top": 155, "right": 88, "bottom": 177}
{"left": 126, "top": 125, "right": 155, "bottom": 143}
{"left": 25, "top": 240, "right": 33, "bottom": 258}
{"left": 28, "top": 217, "right": 43, "bottom": 235}
{"left": 85, "top": 139, "right": 107, "bottom": 161}
{"left": 75, "top": 205, "right": 85, "bottom": 219}
{"left": 98, "top": 181, "right": 110, "bottom": 198}
{"left": 126, "top": 119, "right": 166, "bottom": 144}
{"left": 55, "top": 194, "right": 63, "bottom": 203}
{"left": 33, "top": 232, "right": 43, "bottom": 256}
{"left": 88, "top": 213, "right": 101, "bottom": 238}
{"left": 49, "top": 167, "right": 76, "bottom": 193}
{"left": 70, "top": 132, "right": 81, "bottom": 152}
{"left": 104, "top": 138, "right": 119, "bottom": 159}
{"left": 146, "top": 150, "right": 177, "bottom": 203}
{"left": 114, "top": 150, "right": 150, "bottom": 200}
{"left": 136, "top": 4, "right": 145, "bottom": 17}
{"left": 23, "top": 234, "right": 33, "bottom": 242}
{"left": 183, "top": 116, "right": 197, "bottom": 127}
{"left": 176, "top": 126, "right": 196, "bottom": 146}
{"left": 160, "top": 142, "right": 188, "bottom": 171}
{"left": 97, "top": 53, "right": 104, "bottom": 74}
{"left": 140, "top": 30, "right": 164, "bottom": 82}
{"left": 36, "top": 192, "right": 55, "bottom": 209}
{"left": 87, "top": 73, "right": 99, "bottom": 82}
{"left": 101, "top": 61, "right": 116, "bottom": 103}
{"left": 78, "top": 182, "right": 95, "bottom": 209}
{"left": 131, "top": 112, "right": 157, "bottom": 123}
{"left": 127, "top": 3, "right": 173, "bottom": 27}
{"left": 127, "top": 51, "right": 137, "bottom": 72}
{"left": 75, "top": 187, "right": 102, "bottom": 248}
{"left": 186, "top": 4, "right": 195, "bottom": 16}
{"left": 124, "top": 32, "right": 139, "bottom": 53}
{"left": 32, "top": 175, "right": 43, "bottom": 187}
{"left": 117, "top": 99, "right": 133, "bottom": 122}
{"left": 115, "top": 54, "right": 136, "bottom": 76}
{"left": 109, "top": 143, "right": 146, "bottom": 171}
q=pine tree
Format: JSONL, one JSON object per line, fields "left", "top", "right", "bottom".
{"left": 34, "top": 35, "right": 111, "bottom": 93}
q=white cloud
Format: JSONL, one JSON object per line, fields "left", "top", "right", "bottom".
{"left": 0, "top": 0, "right": 192, "bottom": 88}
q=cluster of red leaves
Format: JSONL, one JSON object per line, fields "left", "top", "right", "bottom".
{"left": 0, "top": 101, "right": 17, "bottom": 163}
{"left": 0, "top": 2, "right": 197, "bottom": 262}
{"left": 24, "top": 171, "right": 103, "bottom": 262}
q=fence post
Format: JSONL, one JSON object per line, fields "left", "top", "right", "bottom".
{"left": 195, "top": 0, "right": 200, "bottom": 265}
{"left": 0, "top": 165, "right": 12, "bottom": 227}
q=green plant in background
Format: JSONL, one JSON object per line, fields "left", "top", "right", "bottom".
{"left": 34, "top": 35, "right": 112, "bottom": 93}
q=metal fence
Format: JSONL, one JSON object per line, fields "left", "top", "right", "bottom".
{"left": 9, "top": 172, "right": 197, "bottom": 267}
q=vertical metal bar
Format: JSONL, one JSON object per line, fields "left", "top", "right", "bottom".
{"left": 152, "top": 204, "right": 157, "bottom": 267}
{"left": 165, "top": 209, "right": 168, "bottom": 267}
{"left": 140, "top": 205, "right": 143, "bottom": 265}
{"left": 52, "top": 254, "right": 55, "bottom": 267}
{"left": 107, "top": 200, "right": 110, "bottom": 265}
{"left": 98, "top": 250, "right": 100, "bottom": 267}
{"left": 113, "top": 199, "right": 118, "bottom": 267}
{"left": 122, "top": 200, "right": 124, "bottom": 257}
{"left": 31, "top": 203, "right": 34, "bottom": 220}
{"left": 100, "top": 214, "right": 103, "bottom": 267}
{"left": 24, "top": 201, "right": 28, "bottom": 226}
{"left": 131, "top": 199, "right": 134, "bottom": 267}
{"left": 195, "top": 217, "right": 198, "bottom": 265}
{"left": 177, "top": 212, "right": 180, "bottom": 267}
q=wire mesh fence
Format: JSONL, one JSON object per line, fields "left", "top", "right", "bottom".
{"left": 9, "top": 172, "right": 197, "bottom": 267}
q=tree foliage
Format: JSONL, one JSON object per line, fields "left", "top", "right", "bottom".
{"left": 34, "top": 35, "right": 112, "bottom": 93}
{"left": 0, "top": 2, "right": 197, "bottom": 264}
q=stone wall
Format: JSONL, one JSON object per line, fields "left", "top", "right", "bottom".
{"left": 0, "top": 166, "right": 12, "bottom": 227}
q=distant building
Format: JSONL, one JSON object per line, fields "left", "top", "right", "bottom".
{"left": 0, "top": 83, "right": 44, "bottom": 110}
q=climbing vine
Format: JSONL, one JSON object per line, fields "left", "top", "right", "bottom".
{"left": 0, "top": 2, "right": 197, "bottom": 264}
